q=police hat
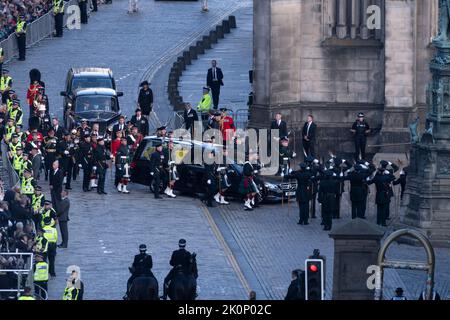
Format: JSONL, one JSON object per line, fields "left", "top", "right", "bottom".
{"left": 15, "top": 146, "right": 22, "bottom": 151}
{"left": 380, "top": 160, "right": 389, "bottom": 168}
{"left": 157, "top": 126, "right": 167, "bottom": 131}
{"left": 16, "top": 124, "right": 23, "bottom": 128}
{"left": 11, "top": 133, "right": 18, "bottom": 138}
{"left": 44, "top": 200, "right": 52, "bottom": 205}
{"left": 178, "top": 239, "right": 187, "bottom": 247}
{"left": 22, "top": 154, "right": 29, "bottom": 158}
{"left": 43, "top": 216, "right": 52, "bottom": 225}
{"left": 358, "top": 112, "right": 365, "bottom": 118}
{"left": 8, "top": 90, "right": 15, "bottom": 94}
{"left": 219, "top": 108, "right": 228, "bottom": 112}
{"left": 23, "top": 169, "right": 31, "bottom": 174}
{"left": 35, "top": 186, "right": 42, "bottom": 191}
{"left": 63, "top": 131, "right": 70, "bottom": 136}
{"left": 280, "top": 136, "right": 289, "bottom": 142}
{"left": 81, "top": 119, "right": 88, "bottom": 123}
{"left": 7, "top": 118, "right": 14, "bottom": 122}
{"left": 139, "top": 244, "right": 147, "bottom": 251}
{"left": 203, "top": 87, "right": 210, "bottom": 91}
{"left": 2, "top": 69, "right": 9, "bottom": 74}
{"left": 395, "top": 287, "right": 404, "bottom": 294}
{"left": 140, "top": 81, "right": 149, "bottom": 87}
{"left": 213, "top": 111, "right": 221, "bottom": 117}
{"left": 12, "top": 99, "right": 20, "bottom": 105}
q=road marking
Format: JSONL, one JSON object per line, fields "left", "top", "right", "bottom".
{"left": 200, "top": 204, "right": 251, "bottom": 294}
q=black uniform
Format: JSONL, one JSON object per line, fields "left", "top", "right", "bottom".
{"left": 345, "top": 165, "right": 375, "bottom": 219}
{"left": 204, "top": 162, "right": 218, "bottom": 207}
{"left": 393, "top": 169, "right": 407, "bottom": 200}
{"left": 56, "top": 139, "right": 72, "bottom": 188}
{"left": 279, "top": 145, "right": 295, "bottom": 175}
{"left": 53, "top": 0, "right": 65, "bottom": 37}
{"left": 43, "top": 136, "right": 58, "bottom": 181}
{"left": 126, "top": 253, "right": 154, "bottom": 293}
{"left": 115, "top": 144, "right": 130, "bottom": 186}
{"left": 93, "top": 144, "right": 109, "bottom": 194}
{"left": 367, "top": 165, "right": 398, "bottom": 226}
{"left": 163, "top": 248, "right": 192, "bottom": 298}
{"left": 287, "top": 169, "right": 316, "bottom": 225}
{"left": 318, "top": 174, "right": 340, "bottom": 231}
{"left": 330, "top": 159, "right": 351, "bottom": 219}
{"left": 352, "top": 120, "right": 370, "bottom": 161}
{"left": 79, "top": 0, "right": 88, "bottom": 24}
{"left": 184, "top": 108, "right": 199, "bottom": 134}
{"left": 285, "top": 278, "right": 305, "bottom": 300}
{"left": 79, "top": 141, "right": 93, "bottom": 191}
{"left": 149, "top": 150, "right": 168, "bottom": 198}
{"left": 138, "top": 87, "right": 153, "bottom": 116}
{"left": 130, "top": 115, "right": 149, "bottom": 137}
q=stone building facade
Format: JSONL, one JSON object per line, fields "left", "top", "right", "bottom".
{"left": 251, "top": 0, "right": 438, "bottom": 158}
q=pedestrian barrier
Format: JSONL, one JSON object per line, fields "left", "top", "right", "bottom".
{"left": 0, "top": 252, "right": 38, "bottom": 300}
{"left": 165, "top": 15, "right": 238, "bottom": 124}
{"left": 0, "top": 0, "right": 78, "bottom": 63}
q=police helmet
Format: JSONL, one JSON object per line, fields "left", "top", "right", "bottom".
{"left": 380, "top": 160, "right": 389, "bottom": 168}
{"left": 178, "top": 239, "right": 187, "bottom": 248}
{"left": 358, "top": 112, "right": 365, "bottom": 118}
{"left": 139, "top": 244, "right": 147, "bottom": 251}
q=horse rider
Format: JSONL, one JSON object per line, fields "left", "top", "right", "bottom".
{"left": 161, "top": 239, "right": 193, "bottom": 300}
{"left": 124, "top": 244, "right": 154, "bottom": 299}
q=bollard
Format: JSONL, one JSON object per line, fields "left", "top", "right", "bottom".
{"left": 209, "top": 30, "right": 218, "bottom": 44}
{"left": 196, "top": 41, "right": 205, "bottom": 54}
{"left": 222, "top": 19, "right": 230, "bottom": 34}
{"left": 202, "top": 35, "right": 211, "bottom": 49}
{"left": 216, "top": 25, "right": 224, "bottom": 39}
{"left": 229, "top": 15, "right": 237, "bottom": 28}
{"left": 189, "top": 46, "right": 198, "bottom": 60}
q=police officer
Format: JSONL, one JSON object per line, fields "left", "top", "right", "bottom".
{"left": 124, "top": 244, "right": 154, "bottom": 299}
{"left": 34, "top": 228, "right": 49, "bottom": 259}
{"left": 351, "top": 113, "right": 370, "bottom": 161}
{"left": 18, "top": 287, "right": 35, "bottom": 300}
{"left": 32, "top": 186, "right": 45, "bottom": 226}
{"left": 344, "top": 162, "right": 374, "bottom": 219}
{"left": 41, "top": 200, "right": 57, "bottom": 229}
{"left": 305, "top": 156, "right": 320, "bottom": 219}
{"left": 197, "top": 87, "right": 212, "bottom": 120}
{"left": 203, "top": 149, "right": 218, "bottom": 207}
{"left": 9, "top": 100, "right": 23, "bottom": 126}
{"left": 367, "top": 160, "right": 399, "bottom": 226}
{"left": 43, "top": 129, "right": 58, "bottom": 181}
{"left": 329, "top": 156, "right": 351, "bottom": 219}
{"left": 115, "top": 137, "right": 131, "bottom": 193}
{"left": 79, "top": 134, "right": 93, "bottom": 192}
{"left": 183, "top": 103, "right": 199, "bottom": 136}
{"left": 21, "top": 170, "right": 36, "bottom": 200}
{"left": 391, "top": 287, "right": 407, "bottom": 300}
{"left": 150, "top": 142, "right": 168, "bottom": 199}
{"left": 12, "top": 146, "right": 24, "bottom": 177}
{"left": 15, "top": 14, "right": 27, "bottom": 61}
{"left": 79, "top": 0, "right": 88, "bottom": 24}
{"left": 53, "top": 0, "right": 65, "bottom": 37}
{"left": 286, "top": 163, "right": 316, "bottom": 225}
{"left": 318, "top": 170, "right": 340, "bottom": 231}
{"left": 8, "top": 133, "right": 21, "bottom": 158}
{"left": 162, "top": 239, "right": 193, "bottom": 300}
{"left": 42, "top": 216, "right": 58, "bottom": 277}
{"left": 0, "top": 69, "right": 12, "bottom": 104}
{"left": 93, "top": 136, "right": 110, "bottom": 194}
{"left": 33, "top": 254, "right": 49, "bottom": 298}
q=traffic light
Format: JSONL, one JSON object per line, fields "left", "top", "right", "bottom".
{"left": 305, "top": 259, "right": 324, "bottom": 300}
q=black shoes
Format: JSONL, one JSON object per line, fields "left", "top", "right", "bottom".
{"left": 57, "top": 244, "right": 67, "bottom": 248}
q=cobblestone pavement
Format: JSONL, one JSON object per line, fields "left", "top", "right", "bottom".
{"left": 2, "top": 0, "right": 252, "bottom": 300}
{"left": 210, "top": 188, "right": 450, "bottom": 300}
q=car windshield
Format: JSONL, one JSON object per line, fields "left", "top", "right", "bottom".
{"left": 72, "top": 76, "right": 113, "bottom": 92}
{"left": 75, "top": 95, "right": 117, "bottom": 112}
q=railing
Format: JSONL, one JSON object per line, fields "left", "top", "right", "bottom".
{"left": 0, "top": 252, "right": 37, "bottom": 300}
{"left": 0, "top": 0, "right": 79, "bottom": 63}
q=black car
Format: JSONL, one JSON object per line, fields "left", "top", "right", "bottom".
{"left": 130, "top": 137, "right": 297, "bottom": 203}
{"left": 60, "top": 68, "right": 123, "bottom": 133}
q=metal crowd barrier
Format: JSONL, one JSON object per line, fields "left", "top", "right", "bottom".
{"left": 1, "top": 142, "right": 19, "bottom": 189}
{"left": 0, "top": 252, "right": 36, "bottom": 299}
{"left": 0, "top": 0, "right": 78, "bottom": 63}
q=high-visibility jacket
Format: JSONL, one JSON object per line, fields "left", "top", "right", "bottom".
{"left": 43, "top": 225, "right": 58, "bottom": 243}
{"left": 9, "top": 141, "right": 21, "bottom": 156}
{"left": 16, "top": 19, "right": 26, "bottom": 33}
{"left": 34, "top": 261, "right": 49, "bottom": 282}
{"left": 5, "top": 125, "right": 15, "bottom": 140}
{"left": 18, "top": 296, "right": 35, "bottom": 300}
{"left": 197, "top": 93, "right": 212, "bottom": 112}
{"left": 32, "top": 194, "right": 44, "bottom": 213}
{"left": 41, "top": 208, "right": 57, "bottom": 228}
{"left": 13, "top": 154, "right": 24, "bottom": 171}
{"left": 35, "top": 235, "right": 48, "bottom": 254}
{"left": 53, "top": 0, "right": 65, "bottom": 13}
{"left": 10, "top": 108, "right": 23, "bottom": 125}
{"left": 20, "top": 159, "right": 32, "bottom": 177}
{"left": 63, "top": 287, "right": 80, "bottom": 300}
{"left": 0, "top": 76, "right": 12, "bottom": 90}
{"left": 21, "top": 177, "right": 35, "bottom": 195}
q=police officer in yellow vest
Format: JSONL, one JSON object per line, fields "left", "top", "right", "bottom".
{"left": 8, "top": 133, "right": 21, "bottom": 158}
{"left": 20, "top": 153, "right": 33, "bottom": 179}
{"left": 10, "top": 100, "right": 23, "bottom": 126}
{"left": 4, "top": 118, "right": 16, "bottom": 143}
{"left": 63, "top": 269, "right": 83, "bottom": 300}
{"left": 32, "top": 186, "right": 45, "bottom": 214}
{"left": 197, "top": 87, "right": 212, "bottom": 113}
{"left": 33, "top": 254, "right": 49, "bottom": 298}
{"left": 15, "top": 14, "right": 27, "bottom": 61}
{"left": 12, "top": 146, "right": 24, "bottom": 176}
{"left": 42, "top": 215, "right": 58, "bottom": 277}
{"left": 0, "top": 69, "right": 12, "bottom": 104}
{"left": 54, "top": 0, "right": 65, "bottom": 37}
{"left": 41, "top": 201, "right": 57, "bottom": 229}
{"left": 34, "top": 228, "right": 49, "bottom": 259}
{"left": 18, "top": 287, "right": 36, "bottom": 300}
{"left": 21, "top": 170, "right": 36, "bottom": 200}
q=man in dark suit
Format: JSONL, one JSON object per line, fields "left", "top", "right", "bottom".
{"left": 56, "top": 190, "right": 70, "bottom": 248}
{"left": 206, "top": 60, "right": 224, "bottom": 109}
{"left": 302, "top": 114, "right": 317, "bottom": 158}
{"left": 49, "top": 160, "right": 63, "bottom": 208}
{"left": 183, "top": 103, "right": 198, "bottom": 135}
{"left": 270, "top": 113, "right": 288, "bottom": 138}
{"left": 52, "top": 118, "right": 64, "bottom": 140}
{"left": 130, "top": 108, "right": 149, "bottom": 137}
{"left": 112, "top": 116, "right": 127, "bottom": 138}
{"left": 137, "top": 81, "right": 153, "bottom": 117}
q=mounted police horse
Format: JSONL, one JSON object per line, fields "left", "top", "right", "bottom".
{"left": 168, "top": 253, "right": 198, "bottom": 300}
{"left": 128, "top": 275, "right": 159, "bottom": 300}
